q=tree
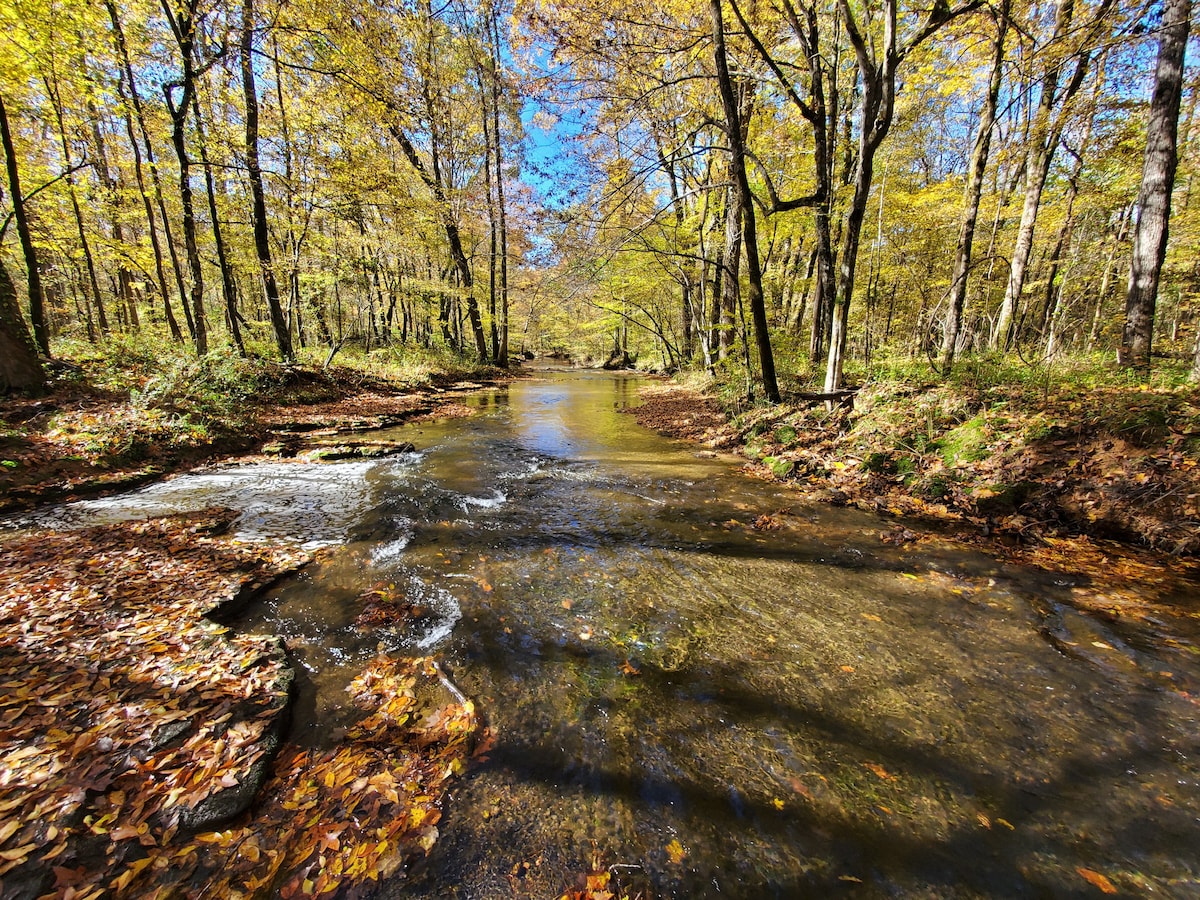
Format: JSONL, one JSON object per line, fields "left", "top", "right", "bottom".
{"left": 992, "top": 0, "right": 1117, "bottom": 351}
{"left": 0, "top": 90, "right": 49, "bottom": 356}
{"left": 712, "top": 0, "right": 779, "bottom": 401}
{"left": 941, "top": 0, "right": 1009, "bottom": 374}
{"left": 242, "top": 0, "right": 292, "bottom": 361}
{"left": 161, "top": 0, "right": 209, "bottom": 356}
{"left": 1121, "top": 0, "right": 1191, "bottom": 372}
{"left": 824, "top": 0, "right": 981, "bottom": 393}
{"left": 0, "top": 254, "right": 45, "bottom": 393}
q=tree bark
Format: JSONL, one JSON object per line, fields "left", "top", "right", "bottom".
{"left": 712, "top": 0, "right": 780, "bottom": 402}
{"left": 242, "top": 0, "right": 292, "bottom": 361}
{"left": 1121, "top": 0, "right": 1190, "bottom": 372}
{"left": 0, "top": 91, "right": 49, "bottom": 356}
{"left": 161, "top": 0, "right": 207, "bottom": 356}
{"left": 941, "top": 0, "right": 1008, "bottom": 374}
{"left": 0, "top": 256, "right": 45, "bottom": 393}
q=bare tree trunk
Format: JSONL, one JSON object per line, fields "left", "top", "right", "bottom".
{"left": 1121, "top": 0, "right": 1190, "bottom": 371}
{"left": 993, "top": 0, "right": 1114, "bottom": 350}
{"left": 942, "top": 0, "right": 1008, "bottom": 374}
{"left": 107, "top": 0, "right": 190, "bottom": 340}
{"left": 489, "top": 5, "right": 510, "bottom": 366}
{"left": 712, "top": 0, "right": 779, "bottom": 401}
{"left": 191, "top": 79, "right": 244, "bottom": 356}
{"left": 242, "top": 0, "right": 292, "bottom": 361}
{"left": 0, "top": 256, "right": 45, "bottom": 393}
{"left": 161, "top": 0, "right": 207, "bottom": 356}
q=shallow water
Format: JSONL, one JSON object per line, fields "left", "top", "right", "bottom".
{"left": 14, "top": 369, "right": 1200, "bottom": 897}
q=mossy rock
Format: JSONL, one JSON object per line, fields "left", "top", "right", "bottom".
{"left": 773, "top": 424, "right": 798, "bottom": 446}
{"left": 762, "top": 455, "right": 794, "bottom": 479}
{"left": 940, "top": 413, "right": 991, "bottom": 466}
{"left": 743, "top": 440, "right": 766, "bottom": 461}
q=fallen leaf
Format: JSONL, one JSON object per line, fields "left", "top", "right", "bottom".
{"left": 665, "top": 839, "right": 686, "bottom": 865}
{"left": 1076, "top": 867, "right": 1118, "bottom": 894}
{"left": 863, "top": 762, "right": 893, "bottom": 780}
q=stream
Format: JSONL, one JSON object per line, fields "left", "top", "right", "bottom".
{"left": 17, "top": 368, "right": 1200, "bottom": 897}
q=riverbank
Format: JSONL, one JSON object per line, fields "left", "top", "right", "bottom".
{"left": 632, "top": 376, "right": 1200, "bottom": 618}
{"left": 0, "top": 353, "right": 513, "bottom": 516}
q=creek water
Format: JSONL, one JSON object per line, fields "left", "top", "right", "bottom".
{"left": 16, "top": 368, "right": 1200, "bottom": 897}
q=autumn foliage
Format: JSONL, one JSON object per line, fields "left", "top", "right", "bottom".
{"left": 0, "top": 509, "right": 480, "bottom": 898}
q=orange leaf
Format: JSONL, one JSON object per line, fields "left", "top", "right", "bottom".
{"left": 863, "top": 762, "right": 893, "bottom": 780}
{"left": 1076, "top": 868, "right": 1118, "bottom": 894}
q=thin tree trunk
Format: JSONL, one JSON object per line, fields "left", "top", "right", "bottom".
{"left": 162, "top": 0, "right": 207, "bottom": 356}
{"left": 993, "top": 0, "right": 1113, "bottom": 350}
{"left": 44, "top": 77, "right": 109, "bottom": 337}
{"left": 942, "top": 0, "right": 1008, "bottom": 373}
{"left": 107, "top": 0, "right": 190, "bottom": 340}
{"left": 190, "top": 82, "right": 244, "bottom": 355}
{"left": 242, "top": 0, "right": 292, "bottom": 361}
{"left": 490, "top": 7, "right": 510, "bottom": 368}
{"left": 712, "top": 0, "right": 779, "bottom": 402}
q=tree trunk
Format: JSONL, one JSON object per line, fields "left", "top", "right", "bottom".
{"left": 162, "top": 0, "right": 207, "bottom": 356}
{"left": 942, "top": 0, "right": 1008, "bottom": 374}
{"left": 1121, "top": 0, "right": 1190, "bottom": 372}
{"left": 992, "top": 0, "right": 1112, "bottom": 350}
{"left": 44, "top": 78, "right": 109, "bottom": 338}
{"left": 0, "top": 91, "right": 49, "bottom": 356}
{"left": 191, "top": 82, "right": 244, "bottom": 356}
{"left": 107, "top": 0, "right": 190, "bottom": 341}
{"left": 0, "top": 256, "right": 45, "bottom": 393}
{"left": 712, "top": 0, "right": 779, "bottom": 402}
{"left": 488, "top": 6, "right": 510, "bottom": 366}
{"left": 242, "top": 0, "right": 292, "bottom": 361}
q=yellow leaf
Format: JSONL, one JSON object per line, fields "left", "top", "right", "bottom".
{"left": 666, "top": 839, "right": 686, "bottom": 864}
{"left": 772, "top": 798, "right": 784, "bottom": 810}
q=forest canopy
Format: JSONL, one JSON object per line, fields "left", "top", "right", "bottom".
{"left": 0, "top": 0, "right": 1197, "bottom": 394}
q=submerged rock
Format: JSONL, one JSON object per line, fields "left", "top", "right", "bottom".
{"left": 302, "top": 441, "right": 416, "bottom": 461}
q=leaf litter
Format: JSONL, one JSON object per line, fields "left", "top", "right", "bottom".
{"left": 0, "top": 508, "right": 479, "bottom": 898}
